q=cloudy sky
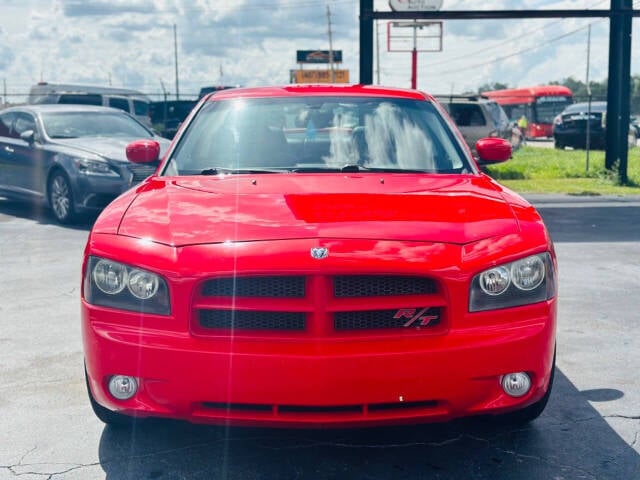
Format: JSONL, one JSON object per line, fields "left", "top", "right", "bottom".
{"left": 0, "top": 0, "right": 638, "bottom": 102}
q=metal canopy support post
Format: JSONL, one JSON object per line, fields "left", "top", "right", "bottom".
{"left": 605, "top": 0, "right": 632, "bottom": 182}
{"left": 360, "top": 0, "right": 374, "bottom": 85}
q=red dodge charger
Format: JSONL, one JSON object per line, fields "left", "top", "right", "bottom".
{"left": 81, "top": 84, "right": 557, "bottom": 428}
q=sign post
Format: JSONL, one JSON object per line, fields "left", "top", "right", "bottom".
{"left": 387, "top": 20, "right": 442, "bottom": 89}
{"left": 388, "top": 1, "right": 443, "bottom": 89}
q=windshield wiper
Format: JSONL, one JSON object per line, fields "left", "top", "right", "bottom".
{"left": 200, "top": 167, "right": 286, "bottom": 175}
{"left": 291, "top": 165, "right": 435, "bottom": 174}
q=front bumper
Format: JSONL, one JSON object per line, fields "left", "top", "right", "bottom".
{"left": 83, "top": 301, "right": 556, "bottom": 428}
{"left": 553, "top": 130, "right": 605, "bottom": 148}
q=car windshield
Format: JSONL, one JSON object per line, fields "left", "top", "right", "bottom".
{"left": 41, "top": 111, "right": 152, "bottom": 139}
{"left": 164, "top": 96, "right": 471, "bottom": 175}
{"left": 534, "top": 96, "right": 573, "bottom": 123}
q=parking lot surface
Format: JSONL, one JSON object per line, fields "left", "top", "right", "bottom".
{"left": 1, "top": 195, "right": 639, "bottom": 479}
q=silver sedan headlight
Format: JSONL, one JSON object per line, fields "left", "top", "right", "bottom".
{"left": 469, "top": 253, "right": 556, "bottom": 312}
{"left": 75, "top": 158, "right": 119, "bottom": 177}
{"left": 84, "top": 256, "right": 170, "bottom": 315}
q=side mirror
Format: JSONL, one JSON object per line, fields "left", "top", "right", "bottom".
{"left": 475, "top": 137, "right": 512, "bottom": 164}
{"left": 20, "top": 130, "right": 36, "bottom": 144}
{"left": 126, "top": 139, "right": 160, "bottom": 163}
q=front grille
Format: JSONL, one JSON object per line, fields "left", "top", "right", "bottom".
{"left": 194, "top": 275, "right": 443, "bottom": 336}
{"left": 334, "top": 308, "right": 441, "bottom": 331}
{"left": 334, "top": 275, "right": 437, "bottom": 297}
{"left": 127, "top": 162, "right": 159, "bottom": 183}
{"left": 199, "top": 310, "right": 306, "bottom": 331}
{"left": 202, "top": 276, "right": 305, "bottom": 298}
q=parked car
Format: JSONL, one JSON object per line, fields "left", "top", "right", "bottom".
{"left": 150, "top": 99, "right": 198, "bottom": 139}
{"left": 553, "top": 101, "right": 637, "bottom": 149}
{"left": 28, "top": 82, "right": 153, "bottom": 127}
{"left": 82, "top": 84, "right": 557, "bottom": 429}
{"left": 198, "top": 85, "right": 238, "bottom": 99}
{"left": 435, "top": 95, "right": 515, "bottom": 153}
{"left": 0, "top": 104, "right": 170, "bottom": 223}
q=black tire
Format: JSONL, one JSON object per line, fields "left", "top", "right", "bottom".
{"left": 496, "top": 350, "right": 556, "bottom": 425}
{"left": 85, "top": 367, "right": 135, "bottom": 427}
{"left": 47, "top": 170, "right": 77, "bottom": 224}
{"left": 554, "top": 141, "right": 563, "bottom": 149}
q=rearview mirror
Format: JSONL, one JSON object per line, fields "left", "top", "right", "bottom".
{"left": 126, "top": 139, "right": 160, "bottom": 163}
{"left": 475, "top": 137, "right": 511, "bottom": 164}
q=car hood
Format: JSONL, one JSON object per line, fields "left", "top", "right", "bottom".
{"left": 53, "top": 136, "right": 170, "bottom": 162}
{"left": 114, "top": 174, "right": 520, "bottom": 246}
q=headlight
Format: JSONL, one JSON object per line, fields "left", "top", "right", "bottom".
{"left": 469, "top": 253, "right": 555, "bottom": 312}
{"left": 93, "top": 259, "right": 128, "bottom": 294}
{"left": 75, "top": 158, "right": 119, "bottom": 177}
{"left": 84, "top": 256, "right": 170, "bottom": 315}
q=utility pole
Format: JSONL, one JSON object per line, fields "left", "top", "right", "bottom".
{"left": 327, "top": 5, "right": 335, "bottom": 83}
{"left": 173, "top": 23, "right": 180, "bottom": 100}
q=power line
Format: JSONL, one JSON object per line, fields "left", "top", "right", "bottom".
{"left": 430, "top": 19, "right": 603, "bottom": 77}
{"left": 421, "top": 0, "right": 610, "bottom": 68}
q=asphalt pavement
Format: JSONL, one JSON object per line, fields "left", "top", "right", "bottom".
{"left": 0, "top": 195, "right": 639, "bottom": 480}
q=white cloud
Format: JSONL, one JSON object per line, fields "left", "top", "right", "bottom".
{"left": 0, "top": 0, "right": 637, "bottom": 103}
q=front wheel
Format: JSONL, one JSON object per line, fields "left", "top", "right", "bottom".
{"left": 48, "top": 171, "right": 76, "bottom": 224}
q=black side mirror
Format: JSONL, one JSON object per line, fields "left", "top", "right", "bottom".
{"left": 20, "top": 130, "right": 36, "bottom": 144}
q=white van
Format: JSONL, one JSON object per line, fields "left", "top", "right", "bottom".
{"left": 28, "top": 82, "right": 152, "bottom": 127}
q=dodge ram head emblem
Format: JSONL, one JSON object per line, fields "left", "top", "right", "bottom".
{"left": 310, "top": 247, "right": 329, "bottom": 259}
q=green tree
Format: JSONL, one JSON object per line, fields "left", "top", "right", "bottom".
{"left": 477, "top": 82, "right": 510, "bottom": 94}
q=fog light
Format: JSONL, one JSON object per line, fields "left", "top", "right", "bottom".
{"left": 501, "top": 372, "right": 531, "bottom": 397}
{"left": 108, "top": 375, "right": 138, "bottom": 400}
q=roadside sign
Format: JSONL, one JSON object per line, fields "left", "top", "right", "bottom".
{"left": 387, "top": 21, "right": 443, "bottom": 52}
{"left": 292, "top": 69, "right": 350, "bottom": 84}
{"left": 296, "top": 50, "right": 343, "bottom": 64}
{"left": 389, "top": 0, "right": 443, "bottom": 11}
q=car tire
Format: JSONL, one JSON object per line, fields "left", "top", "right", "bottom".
{"left": 85, "top": 366, "right": 135, "bottom": 427}
{"left": 47, "top": 170, "right": 77, "bottom": 224}
{"left": 554, "top": 141, "right": 563, "bottom": 149}
{"left": 496, "top": 349, "right": 556, "bottom": 425}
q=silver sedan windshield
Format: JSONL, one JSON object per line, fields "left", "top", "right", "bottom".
{"left": 41, "top": 112, "right": 152, "bottom": 139}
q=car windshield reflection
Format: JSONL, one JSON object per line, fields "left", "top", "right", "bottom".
{"left": 41, "top": 112, "right": 152, "bottom": 139}
{"left": 165, "top": 96, "right": 471, "bottom": 175}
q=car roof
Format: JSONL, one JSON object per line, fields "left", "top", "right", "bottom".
{"left": 204, "top": 84, "right": 433, "bottom": 102}
{"left": 563, "top": 101, "right": 607, "bottom": 113}
{"left": 1, "top": 104, "right": 131, "bottom": 115}
{"left": 29, "top": 82, "right": 150, "bottom": 98}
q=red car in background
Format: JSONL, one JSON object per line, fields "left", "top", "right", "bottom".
{"left": 82, "top": 84, "right": 557, "bottom": 428}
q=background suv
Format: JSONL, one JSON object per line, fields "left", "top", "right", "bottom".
{"left": 436, "top": 96, "right": 515, "bottom": 154}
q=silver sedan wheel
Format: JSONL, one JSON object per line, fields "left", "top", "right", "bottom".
{"left": 49, "top": 173, "right": 74, "bottom": 223}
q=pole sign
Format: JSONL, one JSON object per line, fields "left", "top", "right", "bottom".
{"left": 389, "top": 0, "right": 443, "bottom": 11}
{"left": 296, "top": 50, "right": 343, "bottom": 64}
{"left": 292, "top": 69, "right": 350, "bottom": 84}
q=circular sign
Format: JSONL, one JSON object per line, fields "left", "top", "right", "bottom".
{"left": 389, "top": 0, "right": 443, "bottom": 11}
